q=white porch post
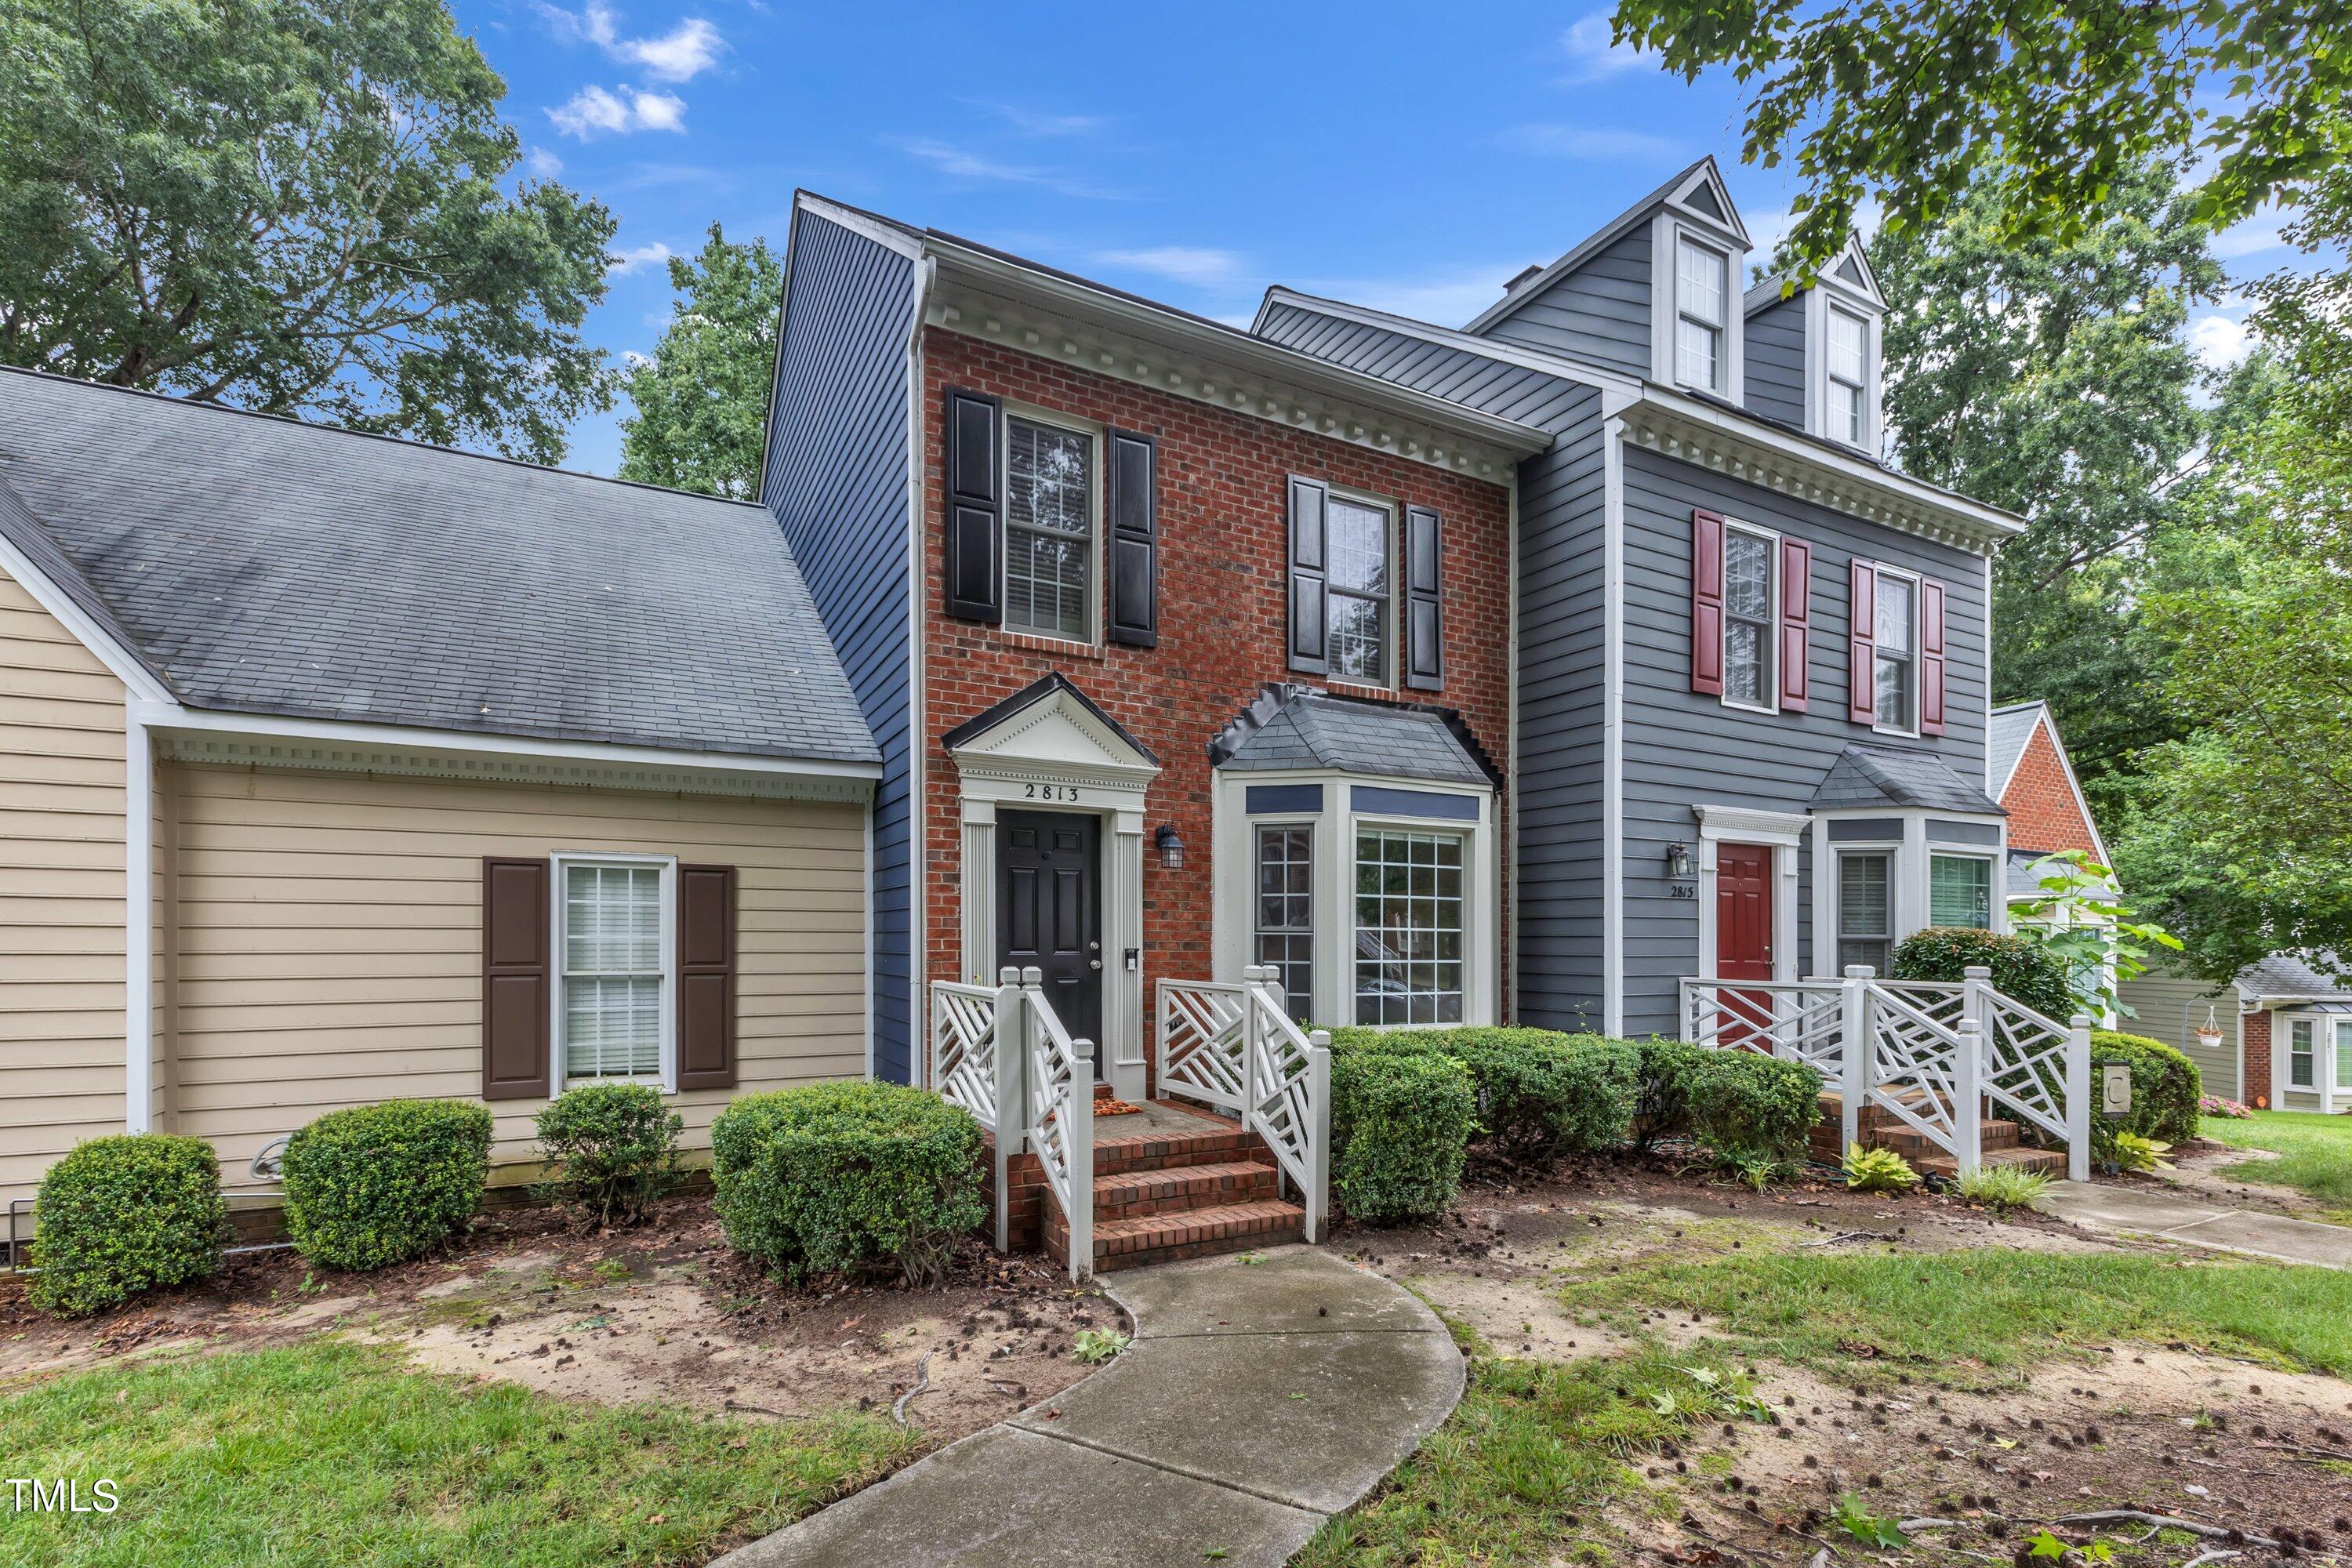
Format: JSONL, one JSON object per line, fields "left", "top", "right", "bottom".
{"left": 1840, "top": 964, "right": 1872, "bottom": 1154}
{"left": 2066, "top": 1013, "right": 2092, "bottom": 1182}
{"left": 1953, "top": 1018, "right": 1984, "bottom": 1178}
{"left": 1306, "top": 1029, "right": 1331, "bottom": 1245}
{"left": 959, "top": 799, "right": 994, "bottom": 983}
{"left": 989, "top": 967, "right": 1025, "bottom": 1253}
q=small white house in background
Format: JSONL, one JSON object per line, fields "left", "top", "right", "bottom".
{"left": 2238, "top": 953, "right": 2352, "bottom": 1113}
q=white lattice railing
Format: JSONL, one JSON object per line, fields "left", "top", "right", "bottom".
{"left": 1679, "top": 979, "right": 1846, "bottom": 1073}
{"left": 1157, "top": 978, "right": 1250, "bottom": 1114}
{"left": 1021, "top": 971, "right": 1096, "bottom": 1282}
{"left": 930, "top": 970, "right": 1025, "bottom": 1251}
{"left": 1156, "top": 969, "right": 1330, "bottom": 1242}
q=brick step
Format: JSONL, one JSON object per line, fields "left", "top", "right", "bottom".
{"left": 1091, "top": 1159, "right": 1279, "bottom": 1221}
{"left": 1915, "top": 1144, "right": 2070, "bottom": 1181}
{"left": 1088, "top": 1121, "right": 1267, "bottom": 1178}
{"left": 1047, "top": 1197, "right": 1305, "bottom": 1273}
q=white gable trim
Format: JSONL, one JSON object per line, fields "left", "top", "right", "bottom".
{"left": 0, "top": 532, "right": 172, "bottom": 704}
{"left": 1664, "top": 159, "right": 1752, "bottom": 249}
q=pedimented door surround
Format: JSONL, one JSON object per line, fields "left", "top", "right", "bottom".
{"left": 943, "top": 674, "right": 1160, "bottom": 1102}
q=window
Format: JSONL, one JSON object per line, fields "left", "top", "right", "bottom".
{"left": 1254, "top": 826, "right": 1314, "bottom": 1020}
{"left": 2338, "top": 1019, "right": 2352, "bottom": 1094}
{"left": 1675, "top": 237, "right": 1729, "bottom": 390}
{"left": 1355, "top": 829, "right": 1464, "bottom": 1024}
{"left": 1836, "top": 851, "right": 1892, "bottom": 973}
{"left": 1326, "top": 495, "right": 1392, "bottom": 682}
{"left": 2290, "top": 1018, "right": 2317, "bottom": 1089}
{"left": 561, "top": 860, "right": 668, "bottom": 1082}
{"left": 1004, "top": 414, "right": 1094, "bottom": 641}
{"left": 1722, "top": 525, "right": 1776, "bottom": 708}
{"left": 1873, "top": 571, "right": 1916, "bottom": 731}
{"left": 1827, "top": 306, "right": 1869, "bottom": 445}
{"left": 1929, "top": 855, "right": 1993, "bottom": 929}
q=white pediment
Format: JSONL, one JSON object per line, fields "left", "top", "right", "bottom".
{"left": 947, "top": 681, "right": 1160, "bottom": 789}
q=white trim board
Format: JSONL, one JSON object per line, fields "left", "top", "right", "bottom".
{"left": 1602, "top": 416, "right": 1628, "bottom": 1036}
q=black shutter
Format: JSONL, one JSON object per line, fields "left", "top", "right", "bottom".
{"left": 943, "top": 387, "right": 1002, "bottom": 622}
{"left": 1105, "top": 428, "right": 1159, "bottom": 648}
{"left": 1287, "top": 475, "right": 1329, "bottom": 675}
{"left": 1403, "top": 504, "right": 1443, "bottom": 691}
{"left": 481, "top": 858, "right": 550, "bottom": 1101}
{"left": 677, "top": 865, "right": 738, "bottom": 1091}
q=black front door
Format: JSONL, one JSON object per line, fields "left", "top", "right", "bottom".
{"left": 997, "top": 810, "right": 1102, "bottom": 1075}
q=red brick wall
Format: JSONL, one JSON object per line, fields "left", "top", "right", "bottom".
{"left": 2002, "top": 719, "right": 2103, "bottom": 859}
{"left": 2242, "top": 1007, "right": 2273, "bottom": 1109}
{"left": 917, "top": 326, "right": 1515, "bottom": 1044}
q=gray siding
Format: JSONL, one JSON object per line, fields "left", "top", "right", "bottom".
{"left": 1482, "top": 225, "right": 1653, "bottom": 381}
{"left": 1617, "top": 444, "right": 1994, "bottom": 1036}
{"left": 2117, "top": 964, "right": 2241, "bottom": 1101}
{"left": 1744, "top": 292, "right": 1806, "bottom": 427}
{"left": 762, "top": 212, "right": 920, "bottom": 1081}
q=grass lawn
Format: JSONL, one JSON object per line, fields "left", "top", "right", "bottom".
{"left": 2200, "top": 1109, "right": 2352, "bottom": 1222}
{"left": 0, "top": 1340, "right": 916, "bottom": 1568}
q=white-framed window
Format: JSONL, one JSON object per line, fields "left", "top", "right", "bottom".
{"left": 1354, "top": 827, "right": 1465, "bottom": 1024}
{"left": 1872, "top": 565, "right": 1919, "bottom": 734}
{"left": 1675, "top": 235, "right": 1730, "bottom": 391}
{"left": 1325, "top": 492, "right": 1394, "bottom": 684}
{"left": 556, "top": 855, "right": 675, "bottom": 1088}
{"left": 1002, "top": 410, "right": 1098, "bottom": 643}
{"left": 1254, "top": 824, "right": 1315, "bottom": 1019}
{"left": 1929, "top": 853, "right": 1994, "bottom": 929}
{"left": 1836, "top": 850, "right": 1893, "bottom": 973}
{"left": 1722, "top": 522, "right": 1777, "bottom": 710}
{"left": 1827, "top": 305, "right": 1870, "bottom": 447}
{"left": 2337, "top": 1018, "right": 2352, "bottom": 1094}
{"left": 2289, "top": 1017, "right": 2317, "bottom": 1089}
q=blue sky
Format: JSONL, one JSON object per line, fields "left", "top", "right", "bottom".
{"left": 451, "top": 0, "right": 2286, "bottom": 475}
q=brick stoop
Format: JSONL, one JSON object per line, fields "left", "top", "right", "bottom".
{"left": 1043, "top": 1102, "right": 1305, "bottom": 1272}
{"left": 1811, "top": 1091, "right": 2071, "bottom": 1179}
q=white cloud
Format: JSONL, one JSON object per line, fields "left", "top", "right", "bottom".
{"left": 984, "top": 104, "right": 1112, "bottom": 138}
{"left": 537, "top": 2, "right": 724, "bottom": 81}
{"left": 547, "top": 84, "right": 687, "bottom": 138}
{"left": 524, "top": 147, "right": 564, "bottom": 177}
{"left": 1559, "top": 12, "right": 1660, "bottom": 84}
{"left": 2188, "top": 310, "right": 2255, "bottom": 369}
{"left": 1091, "top": 246, "right": 1245, "bottom": 288}
{"left": 893, "top": 137, "right": 1132, "bottom": 200}
{"left": 608, "top": 241, "right": 675, "bottom": 274}
{"left": 1498, "top": 123, "right": 1683, "bottom": 162}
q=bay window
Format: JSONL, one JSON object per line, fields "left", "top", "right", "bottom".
{"left": 1355, "top": 828, "right": 1465, "bottom": 1025}
{"left": 1929, "top": 854, "right": 1994, "bottom": 930}
{"left": 1254, "top": 825, "right": 1315, "bottom": 1020}
{"left": 1675, "top": 236, "right": 1729, "bottom": 391}
{"left": 1836, "top": 851, "right": 1893, "bottom": 973}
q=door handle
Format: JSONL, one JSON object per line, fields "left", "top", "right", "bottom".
{"left": 1088, "top": 959, "right": 1102, "bottom": 971}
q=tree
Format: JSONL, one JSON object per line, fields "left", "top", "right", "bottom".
{"left": 617, "top": 226, "right": 782, "bottom": 502}
{"left": 1867, "top": 156, "right": 2221, "bottom": 817}
{"left": 0, "top": 0, "right": 618, "bottom": 463}
{"left": 1610, "top": 0, "right": 2352, "bottom": 279}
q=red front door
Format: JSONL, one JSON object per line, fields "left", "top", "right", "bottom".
{"left": 1716, "top": 844, "right": 1775, "bottom": 1047}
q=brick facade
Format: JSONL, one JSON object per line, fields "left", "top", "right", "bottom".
{"left": 2242, "top": 1007, "right": 2273, "bottom": 1109}
{"left": 2000, "top": 718, "right": 2102, "bottom": 859}
{"left": 916, "top": 326, "right": 1515, "bottom": 1062}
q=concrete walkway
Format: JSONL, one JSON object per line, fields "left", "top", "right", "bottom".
{"left": 2041, "top": 1181, "right": 2352, "bottom": 1268}
{"left": 714, "top": 1247, "right": 1464, "bottom": 1568}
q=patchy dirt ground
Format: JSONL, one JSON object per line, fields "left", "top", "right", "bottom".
{"left": 0, "top": 1192, "right": 1121, "bottom": 1446}
{"left": 2158, "top": 1139, "right": 2350, "bottom": 1226}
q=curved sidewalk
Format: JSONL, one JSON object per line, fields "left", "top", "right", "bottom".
{"left": 714, "top": 1246, "right": 1464, "bottom": 1568}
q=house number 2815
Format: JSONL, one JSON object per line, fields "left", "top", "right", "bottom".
{"left": 1022, "top": 783, "right": 1082, "bottom": 802}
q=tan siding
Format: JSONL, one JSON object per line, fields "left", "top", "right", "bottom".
{"left": 0, "top": 572, "right": 127, "bottom": 1203}
{"left": 2118, "top": 963, "right": 2241, "bottom": 1101}
{"left": 169, "top": 763, "right": 868, "bottom": 1183}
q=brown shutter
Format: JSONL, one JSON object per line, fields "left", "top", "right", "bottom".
{"left": 1690, "top": 508, "right": 1725, "bottom": 695}
{"left": 481, "top": 858, "right": 550, "bottom": 1101}
{"left": 1778, "top": 535, "right": 1812, "bottom": 711}
{"left": 1287, "top": 475, "right": 1329, "bottom": 675}
{"left": 1920, "top": 579, "right": 1948, "bottom": 736}
{"left": 1403, "top": 505, "right": 1444, "bottom": 691}
{"left": 1105, "top": 428, "right": 1159, "bottom": 648}
{"left": 677, "top": 864, "right": 737, "bottom": 1091}
{"left": 942, "top": 387, "right": 1002, "bottom": 622}
{"left": 1848, "top": 559, "right": 1878, "bottom": 725}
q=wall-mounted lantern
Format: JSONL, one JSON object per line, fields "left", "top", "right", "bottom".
{"left": 1154, "top": 823, "right": 1185, "bottom": 871}
{"left": 1665, "top": 841, "right": 1697, "bottom": 881}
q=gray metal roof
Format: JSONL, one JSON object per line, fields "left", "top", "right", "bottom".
{"left": 2236, "top": 951, "right": 2352, "bottom": 1004}
{"left": 1809, "top": 744, "right": 2005, "bottom": 815}
{"left": 1209, "top": 683, "right": 1497, "bottom": 789}
{"left": 1988, "top": 701, "right": 2045, "bottom": 797}
{"left": 0, "top": 368, "right": 877, "bottom": 766}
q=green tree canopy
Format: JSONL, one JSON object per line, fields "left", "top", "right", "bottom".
{"left": 617, "top": 224, "right": 782, "bottom": 501}
{"left": 0, "top": 0, "right": 618, "bottom": 463}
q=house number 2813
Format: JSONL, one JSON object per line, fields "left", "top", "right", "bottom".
{"left": 1022, "top": 782, "right": 1082, "bottom": 802}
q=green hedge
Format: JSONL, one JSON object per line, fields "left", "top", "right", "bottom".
{"left": 1891, "top": 927, "right": 2079, "bottom": 1022}
{"left": 710, "top": 1081, "right": 985, "bottom": 1286}
{"left": 1323, "top": 1027, "right": 1641, "bottom": 1157}
{"left": 534, "top": 1083, "right": 684, "bottom": 1229}
{"left": 1636, "top": 1040, "right": 1823, "bottom": 1167}
{"left": 281, "top": 1099, "right": 492, "bottom": 1272}
{"left": 2090, "top": 1029, "right": 2202, "bottom": 1145}
{"left": 27, "top": 1134, "right": 225, "bottom": 1319}
{"left": 1327, "top": 1045, "right": 1475, "bottom": 1223}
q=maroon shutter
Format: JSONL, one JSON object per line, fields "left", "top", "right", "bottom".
{"left": 481, "top": 858, "right": 550, "bottom": 1101}
{"left": 1287, "top": 475, "right": 1329, "bottom": 675}
{"left": 1847, "top": 559, "right": 1878, "bottom": 725}
{"left": 1403, "top": 505, "right": 1443, "bottom": 691}
{"left": 942, "top": 387, "right": 1002, "bottom": 622}
{"left": 1105, "top": 428, "right": 1159, "bottom": 647}
{"left": 1779, "top": 535, "right": 1812, "bottom": 711}
{"left": 1920, "top": 579, "right": 1948, "bottom": 736}
{"left": 1690, "top": 509, "right": 1725, "bottom": 695}
{"left": 677, "top": 864, "right": 738, "bottom": 1091}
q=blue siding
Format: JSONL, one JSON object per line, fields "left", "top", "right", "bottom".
{"left": 1481, "top": 225, "right": 1653, "bottom": 381}
{"left": 761, "top": 212, "right": 920, "bottom": 1081}
{"left": 1744, "top": 292, "right": 1807, "bottom": 427}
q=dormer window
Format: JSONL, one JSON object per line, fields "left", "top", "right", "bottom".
{"left": 1827, "top": 306, "right": 1869, "bottom": 446}
{"left": 1675, "top": 236, "right": 1730, "bottom": 392}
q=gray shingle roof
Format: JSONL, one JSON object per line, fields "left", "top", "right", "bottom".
{"left": 1809, "top": 744, "right": 2004, "bottom": 815}
{"left": 2236, "top": 951, "right": 2352, "bottom": 1004}
{"left": 0, "top": 369, "right": 877, "bottom": 766}
{"left": 1988, "top": 701, "right": 2045, "bottom": 797}
{"left": 1210, "top": 683, "right": 1498, "bottom": 788}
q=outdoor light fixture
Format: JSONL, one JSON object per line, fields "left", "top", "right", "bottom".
{"left": 1666, "top": 842, "right": 1697, "bottom": 880}
{"left": 1154, "top": 823, "right": 1185, "bottom": 870}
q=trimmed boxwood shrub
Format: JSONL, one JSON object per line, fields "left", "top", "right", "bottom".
{"left": 1891, "top": 927, "right": 2079, "bottom": 1022}
{"left": 1636, "top": 1039, "right": 1822, "bottom": 1167}
{"left": 2090, "top": 1029, "right": 2202, "bottom": 1145}
{"left": 1326, "top": 1027, "right": 1641, "bottom": 1156}
{"left": 27, "top": 1134, "right": 225, "bottom": 1319}
{"left": 710, "top": 1081, "right": 984, "bottom": 1286}
{"left": 1327, "top": 1045, "right": 1475, "bottom": 1223}
{"left": 534, "top": 1083, "right": 684, "bottom": 1229}
{"left": 282, "top": 1099, "right": 492, "bottom": 1272}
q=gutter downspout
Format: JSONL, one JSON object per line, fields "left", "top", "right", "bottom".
{"left": 124, "top": 711, "right": 152, "bottom": 1133}
{"left": 904, "top": 252, "right": 937, "bottom": 1087}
